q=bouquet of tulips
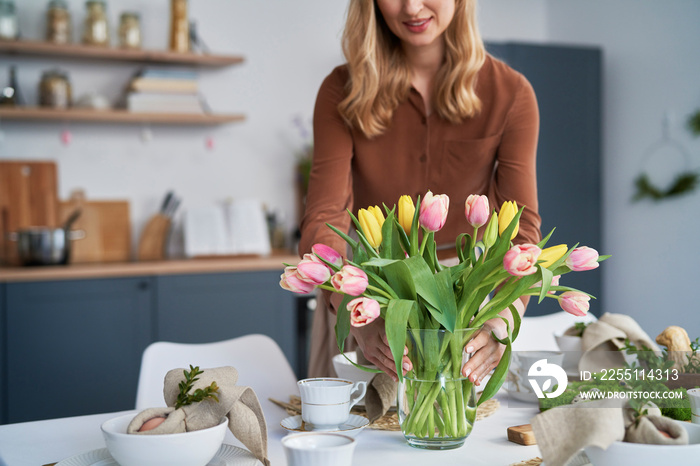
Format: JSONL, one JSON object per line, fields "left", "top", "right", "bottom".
{"left": 281, "top": 191, "right": 607, "bottom": 444}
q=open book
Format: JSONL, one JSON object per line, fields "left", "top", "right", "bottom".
{"left": 184, "top": 199, "right": 271, "bottom": 258}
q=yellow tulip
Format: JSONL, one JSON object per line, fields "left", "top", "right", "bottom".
{"left": 498, "top": 201, "right": 519, "bottom": 240}
{"left": 358, "top": 206, "right": 384, "bottom": 248}
{"left": 398, "top": 195, "right": 415, "bottom": 235}
{"left": 539, "top": 244, "right": 568, "bottom": 268}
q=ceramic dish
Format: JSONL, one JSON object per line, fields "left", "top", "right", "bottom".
{"left": 55, "top": 445, "right": 262, "bottom": 466}
{"left": 583, "top": 420, "right": 700, "bottom": 466}
{"left": 280, "top": 414, "right": 369, "bottom": 438}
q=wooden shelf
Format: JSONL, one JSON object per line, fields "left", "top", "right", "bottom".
{"left": 0, "top": 39, "right": 244, "bottom": 67}
{"left": 0, "top": 107, "right": 245, "bottom": 125}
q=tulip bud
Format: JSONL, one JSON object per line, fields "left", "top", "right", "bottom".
{"left": 503, "top": 243, "right": 541, "bottom": 276}
{"left": 558, "top": 291, "right": 590, "bottom": 316}
{"left": 565, "top": 246, "right": 600, "bottom": 271}
{"left": 331, "top": 265, "right": 368, "bottom": 296}
{"left": 358, "top": 206, "right": 384, "bottom": 248}
{"left": 464, "top": 194, "right": 489, "bottom": 229}
{"left": 279, "top": 266, "right": 316, "bottom": 294}
{"left": 538, "top": 244, "right": 568, "bottom": 268}
{"left": 398, "top": 195, "right": 415, "bottom": 235}
{"left": 498, "top": 201, "right": 519, "bottom": 240}
{"left": 483, "top": 212, "right": 498, "bottom": 248}
{"left": 312, "top": 243, "right": 343, "bottom": 269}
{"left": 419, "top": 190, "right": 449, "bottom": 232}
{"left": 296, "top": 256, "right": 332, "bottom": 285}
{"left": 348, "top": 297, "right": 381, "bottom": 327}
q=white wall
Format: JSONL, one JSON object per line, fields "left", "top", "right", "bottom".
{"left": 1, "top": 1, "right": 699, "bottom": 339}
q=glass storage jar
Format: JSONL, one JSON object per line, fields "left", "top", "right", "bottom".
{"left": 0, "top": 0, "right": 18, "bottom": 41}
{"left": 46, "top": 0, "right": 72, "bottom": 44}
{"left": 39, "top": 70, "right": 72, "bottom": 108}
{"left": 82, "top": 0, "right": 109, "bottom": 46}
{"left": 118, "top": 12, "right": 140, "bottom": 49}
{"left": 169, "top": 0, "right": 189, "bottom": 52}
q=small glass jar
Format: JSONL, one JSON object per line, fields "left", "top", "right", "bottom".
{"left": 118, "top": 12, "right": 140, "bottom": 49}
{"left": 46, "top": 0, "right": 72, "bottom": 44}
{"left": 82, "top": 0, "right": 109, "bottom": 46}
{"left": 39, "top": 70, "right": 72, "bottom": 108}
{"left": 0, "top": 0, "right": 19, "bottom": 41}
{"left": 169, "top": 0, "right": 189, "bottom": 52}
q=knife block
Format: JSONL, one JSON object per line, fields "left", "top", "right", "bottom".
{"left": 138, "top": 214, "right": 171, "bottom": 261}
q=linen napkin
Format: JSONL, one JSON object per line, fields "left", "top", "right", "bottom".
{"left": 364, "top": 372, "right": 398, "bottom": 422}
{"left": 579, "top": 313, "right": 660, "bottom": 373}
{"left": 531, "top": 399, "right": 688, "bottom": 466}
{"left": 127, "top": 366, "right": 270, "bottom": 466}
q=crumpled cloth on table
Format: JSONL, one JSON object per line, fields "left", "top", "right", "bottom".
{"left": 579, "top": 312, "right": 661, "bottom": 373}
{"left": 531, "top": 399, "right": 688, "bottom": 466}
{"left": 127, "top": 366, "right": 270, "bottom": 466}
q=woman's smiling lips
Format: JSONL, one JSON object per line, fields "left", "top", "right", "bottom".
{"left": 403, "top": 17, "right": 432, "bottom": 33}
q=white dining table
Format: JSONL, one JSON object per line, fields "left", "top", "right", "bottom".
{"left": 0, "top": 392, "right": 542, "bottom": 466}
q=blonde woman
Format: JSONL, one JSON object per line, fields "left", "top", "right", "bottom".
{"left": 299, "top": 0, "right": 541, "bottom": 383}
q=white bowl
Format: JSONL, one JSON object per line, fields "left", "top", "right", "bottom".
{"left": 332, "top": 352, "right": 377, "bottom": 386}
{"left": 101, "top": 413, "right": 227, "bottom": 466}
{"left": 554, "top": 332, "right": 583, "bottom": 374}
{"left": 583, "top": 421, "right": 700, "bottom": 466}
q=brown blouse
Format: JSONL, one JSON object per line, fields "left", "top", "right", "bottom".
{"left": 299, "top": 54, "right": 542, "bottom": 377}
{"left": 300, "top": 54, "right": 541, "bottom": 258}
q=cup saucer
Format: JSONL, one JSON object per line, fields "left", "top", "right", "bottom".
{"left": 280, "top": 414, "right": 369, "bottom": 438}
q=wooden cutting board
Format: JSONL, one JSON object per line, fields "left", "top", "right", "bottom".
{"left": 59, "top": 200, "right": 131, "bottom": 263}
{"left": 0, "top": 160, "right": 59, "bottom": 265}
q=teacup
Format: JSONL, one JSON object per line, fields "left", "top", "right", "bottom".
{"left": 298, "top": 378, "right": 367, "bottom": 428}
{"left": 509, "top": 351, "right": 565, "bottom": 398}
{"left": 282, "top": 432, "right": 356, "bottom": 466}
{"left": 688, "top": 388, "right": 700, "bottom": 425}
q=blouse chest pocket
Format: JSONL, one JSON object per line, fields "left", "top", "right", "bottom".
{"left": 439, "top": 135, "right": 501, "bottom": 184}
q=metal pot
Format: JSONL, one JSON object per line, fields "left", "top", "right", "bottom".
{"left": 8, "top": 227, "right": 85, "bottom": 266}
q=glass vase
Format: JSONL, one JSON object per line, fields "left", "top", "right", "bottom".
{"left": 398, "top": 328, "right": 478, "bottom": 450}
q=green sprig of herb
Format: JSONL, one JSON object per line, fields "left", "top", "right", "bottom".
{"left": 573, "top": 321, "right": 590, "bottom": 337}
{"left": 175, "top": 365, "right": 220, "bottom": 409}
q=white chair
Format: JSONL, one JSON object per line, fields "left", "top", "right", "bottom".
{"left": 511, "top": 311, "right": 597, "bottom": 352}
{"left": 135, "top": 334, "right": 299, "bottom": 415}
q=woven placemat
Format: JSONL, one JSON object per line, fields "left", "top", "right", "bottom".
{"left": 277, "top": 394, "right": 500, "bottom": 432}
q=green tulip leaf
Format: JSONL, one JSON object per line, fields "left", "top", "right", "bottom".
{"left": 385, "top": 299, "right": 418, "bottom": 383}
{"left": 335, "top": 294, "right": 356, "bottom": 353}
{"left": 538, "top": 265, "right": 554, "bottom": 304}
{"left": 478, "top": 343, "right": 511, "bottom": 406}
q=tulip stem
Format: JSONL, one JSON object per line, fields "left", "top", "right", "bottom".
{"left": 419, "top": 229, "right": 430, "bottom": 256}
{"left": 366, "top": 285, "right": 395, "bottom": 300}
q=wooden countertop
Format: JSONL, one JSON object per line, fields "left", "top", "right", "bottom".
{"left": 0, "top": 253, "right": 300, "bottom": 283}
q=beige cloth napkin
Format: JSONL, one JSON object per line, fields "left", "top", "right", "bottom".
{"left": 579, "top": 313, "right": 660, "bottom": 373}
{"left": 531, "top": 399, "right": 688, "bottom": 466}
{"left": 364, "top": 373, "right": 398, "bottom": 422}
{"left": 127, "top": 366, "right": 270, "bottom": 466}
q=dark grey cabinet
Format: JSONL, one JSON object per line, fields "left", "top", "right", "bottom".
{"left": 486, "top": 42, "right": 603, "bottom": 317}
{"left": 1, "top": 270, "right": 297, "bottom": 424}
{"left": 155, "top": 271, "right": 296, "bottom": 363}
{"left": 5, "top": 277, "right": 153, "bottom": 424}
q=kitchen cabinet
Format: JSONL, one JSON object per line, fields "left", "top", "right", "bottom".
{"left": 1, "top": 267, "right": 298, "bottom": 424}
{"left": 5, "top": 277, "right": 153, "bottom": 424}
{"left": 486, "top": 42, "right": 602, "bottom": 317}
{"left": 155, "top": 271, "right": 296, "bottom": 355}
{"left": 0, "top": 40, "right": 245, "bottom": 125}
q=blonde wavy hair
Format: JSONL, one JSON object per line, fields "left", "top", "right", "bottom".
{"left": 339, "top": 0, "right": 486, "bottom": 138}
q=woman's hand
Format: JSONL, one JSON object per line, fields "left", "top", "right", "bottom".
{"left": 460, "top": 318, "right": 508, "bottom": 386}
{"left": 349, "top": 318, "right": 412, "bottom": 382}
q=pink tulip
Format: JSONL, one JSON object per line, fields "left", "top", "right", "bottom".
{"left": 331, "top": 265, "right": 368, "bottom": 296}
{"left": 279, "top": 266, "right": 316, "bottom": 294}
{"left": 559, "top": 291, "right": 590, "bottom": 316}
{"left": 312, "top": 243, "right": 343, "bottom": 269}
{"left": 296, "top": 256, "right": 332, "bottom": 285}
{"left": 565, "top": 246, "right": 600, "bottom": 271}
{"left": 503, "top": 244, "right": 542, "bottom": 276}
{"left": 419, "top": 190, "right": 449, "bottom": 232}
{"left": 464, "top": 194, "right": 489, "bottom": 229}
{"left": 348, "top": 297, "right": 381, "bottom": 327}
